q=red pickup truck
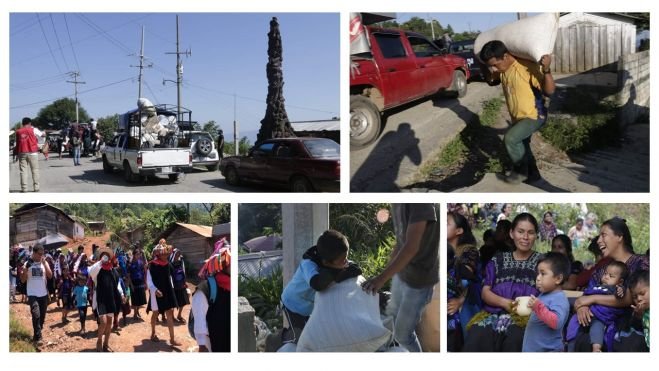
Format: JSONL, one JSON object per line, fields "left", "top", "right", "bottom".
{"left": 350, "top": 27, "right": 470, "bottom": 148}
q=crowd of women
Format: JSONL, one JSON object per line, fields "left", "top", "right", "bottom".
{"left": 447, "top": 208, "right": 650, "bottom": 352}
{"left": 9, "top": 238, "right": 231, "bottom": 352}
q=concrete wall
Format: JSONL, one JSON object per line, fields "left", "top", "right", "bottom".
{"left": 238, "top": 297, "right": 257, "bottom": 352}
{"left": 617, "top": 50, "right": 650, "bottom": 127}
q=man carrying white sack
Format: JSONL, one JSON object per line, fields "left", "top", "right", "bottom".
{"left": 480, "top": 40, "right": 555, "bottom": 184}
{"left": 362, "top": 204, "right": 439, "bottom": 352}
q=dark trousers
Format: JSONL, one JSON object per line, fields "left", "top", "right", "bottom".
{"left": 28, "top": 295, "right": 48, "bottom": 341}
{"left": 281, "top": 305, "right": 309, "bottom": 344}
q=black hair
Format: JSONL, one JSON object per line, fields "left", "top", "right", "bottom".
{"left": 606, "top": 261, "right": 629, "bottom": 282}
{"left": 543, "top": 211, "right": 553, "bottom": 218}
{"left": 576, "top": 217, "right": 584, "bottom": 223}
{"left": 480, "top": 40, "right": 509, "bottom": 62}
{"left": 496, "top": 219, "right": 512, "bottom": 232}
{"left": 447, "top": 211, "right": 477, "bottom": 247}
{"left": 628, "top": 270, "right": 649, "bottom": 289}
{"left": 551, "top": 234, "right": 574, "bottom": 263}
{"left": 601, "top": 217, "right": 634, "bottom": 254}
{"left": 316, "top": 230, "right": 349, "bottom": 262}
{"left": 483, "top": 229, "right": 495, "bottom": 242}
{"left": 511, "top": 212, "right": 539, "bottom": 233}
{"left": 500, "top": 203, "right": 510, "bottom": 213}
{"left": 537, "top": 252, "right": 570, "bottom": 284}
{"left": 32, "top": 244, "right": 44, "bottom": 254}
{"left": 587, "top": 235, "right": 603, "bottom": 258}
{"left": 22, "top": 117, "right": 32, "bottom": 126}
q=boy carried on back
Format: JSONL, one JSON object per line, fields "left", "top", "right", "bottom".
{"left": 280, "top": 230, "right": 362, "bottom": 344}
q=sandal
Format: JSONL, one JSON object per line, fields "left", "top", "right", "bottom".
{"left": 150, "top": 334, "right": 161, "bottom": 342}
{"left": 170, "top": 339, "right": 182, "bottom": 346}
{"left": 176, "top": 317, "right": 186, "bottom": 324}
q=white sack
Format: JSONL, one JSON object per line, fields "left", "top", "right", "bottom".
{"left": 296, "top": 276, "right": 391, "bottom": 352}
{"left": 474, "top": 13, "right": 559, "bottom": 63}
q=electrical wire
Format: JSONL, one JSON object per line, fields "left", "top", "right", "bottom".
{"left": 10, "top": 76, "right": 134, "bottom": 109}
{"left": 50, "top": 14, "right": 71, "bottom": 72}
{"left": 63, "top": 14, "right": 81, "bottom": 73}
{"left": 36, "top": 13, "right": 62, "bottom": 73}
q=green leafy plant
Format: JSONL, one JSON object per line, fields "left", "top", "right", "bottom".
{"left": 239, "top": 265, "right": 284, "bottom": 330}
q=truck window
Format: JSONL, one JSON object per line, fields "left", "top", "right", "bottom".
{"left": 117, "top": 134, "right": 127, "bottom": 148}
{"left": 373, "top": 33, "right": 406, "bottom": 59}
{"left": 408, "top": 36, "right": 441, "bottom": 58}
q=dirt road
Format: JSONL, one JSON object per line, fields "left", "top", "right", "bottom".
{"left": 10, "top": 299, "right": 198, "bottom": 352}
{"left": 350, "top": 81, "right": 502, "bottom": 192}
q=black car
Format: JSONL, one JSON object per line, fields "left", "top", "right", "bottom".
{"left": 447, "top": 39, "right": 489, "bottom": 81}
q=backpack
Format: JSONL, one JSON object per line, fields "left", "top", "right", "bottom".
{"left": 188, "top": 276, "right": 217, "bottom": 340}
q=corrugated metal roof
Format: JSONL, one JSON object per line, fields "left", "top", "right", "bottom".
{"left": 239, "top": 250, "right": 283, "bottom": 278}
{"left": 177, "top": 222, "right": 213, "bottom": 238}
{"left": 291, "top": 119, "right": 340, "bottom": 132}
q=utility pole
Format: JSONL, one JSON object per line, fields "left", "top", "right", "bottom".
{"left": 66, "top": 71, "right": 86, "bottom": 124}
{"left": 428, "top": 14, "right": 435, "bottom": 40}
{"left": 233, "top": 93, "right": 238, "bottom": 155}
{"left": 132, "top": 26, "right": 152, "bottom": 100}
{"left": 165, "top": 15, "right": 191, "bottom": 121}
{"left": 517, "top": 13, "right": 528, "bottom": 20}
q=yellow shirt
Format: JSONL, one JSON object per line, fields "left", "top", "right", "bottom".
{"left": 500, "top": 59, "right": 546, "bottom": 123}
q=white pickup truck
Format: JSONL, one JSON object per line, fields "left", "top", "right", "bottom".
{"left": 101, "top": 104, "right": 193, "bottom": 183}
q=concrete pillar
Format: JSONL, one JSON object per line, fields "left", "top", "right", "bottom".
{"left": 238, "top": 296, "right": 256, "bottom": 352}
{"left": 281, "top": 203, "right": 329, "bottom": 286}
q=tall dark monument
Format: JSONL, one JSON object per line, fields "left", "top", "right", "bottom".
{"left": 256, "top": 17, "right": 296, "bottom": 145}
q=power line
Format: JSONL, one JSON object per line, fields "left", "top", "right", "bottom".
{"left": 12, "top": 14, "right": 151, "bottom": 67}
{"left": 63, "top": 14, "right": 81, "bottom": 73}
{"left": 10, "top": 15, "right": 38, "bottom": 36}
{"left": 49, "top": 14, "right": 71, "bottom": 72}
{"left": 10, "top": 72, "right": 69, "bottom": 90}
{"left": 10, "top": 76, "right": 134, "bottom": 109}
{"left": 36, "top": 13, "right": 62, "bottom": 73}
{"left": 76, "top": 13, "right": 132, "bottom": 55}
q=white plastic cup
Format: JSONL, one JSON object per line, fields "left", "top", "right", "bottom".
{"left": 515, "top": 296, "right": 533, "bottom": 316}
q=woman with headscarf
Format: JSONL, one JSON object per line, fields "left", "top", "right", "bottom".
{"left": 169, "top": 248, "right": 190, "bottom": 323}
{"left": 191, "top": 238, "right": 231, "bottom": 352}
{"left": 89, "top": 246, "right": 125, "bottom": 352}
{"left": 146, "top": 239, "right": 180, "bottom": 346}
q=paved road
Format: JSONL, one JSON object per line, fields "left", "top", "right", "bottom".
{"left": 350, "top": 81, "right": 502, "bottom": 192}
{"left": 8, "top": 154, "right": 271, "bottom": 193}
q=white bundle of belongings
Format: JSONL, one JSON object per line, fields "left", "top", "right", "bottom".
{"left": 135, "top": 98, "right": 179, "bottom": 147}
{"left": 295, "top": 275, "right": 393, "bottom": 352}
{"left": 474, "top": 13, "right": 559, "bottom": 63}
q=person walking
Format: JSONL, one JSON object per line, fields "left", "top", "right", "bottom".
{"left": 15, "top": 117, "right": 44, "bottom": 192}
{"left": 362, "top": 203, "right": 440, "bottom": 352}
{"left": 20, "top": 244, "right": 53, "bottom": 345}
{"left": 480, "top": 40, "right": 555, "bottom": 184}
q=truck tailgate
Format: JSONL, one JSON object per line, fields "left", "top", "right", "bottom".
{"left": 140, "top": 149, "right": 191, "bottom": 167}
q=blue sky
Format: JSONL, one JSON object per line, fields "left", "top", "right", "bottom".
{"left": 397, "top": 13, "right": 523, "bottom": 35}
{"left": 10, "top": 13, "right": 339, "bottom": 143}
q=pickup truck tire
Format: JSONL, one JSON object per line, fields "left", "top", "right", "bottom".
{"left": 123, "top": 162, "right": 138, "bottom": 183}
{"left": 225, "top": 167, "right": 241, "bottom": 186}
{"left": 102, "top": 155, "right": 113, "bottom": 174}
{"left": 448, "top": 70, "right": 468, "bottom": 98}
{"left": 350, "top": 95, "right": 381, "bottom": 149}
{"left": 196, "top": 138, "right": 213, "bottom": 156}
{"left": 168, "top": 173, "right": 181, "bottom": 182}
{"left": 290, "top": 176, "right": 313, "bottom": 192}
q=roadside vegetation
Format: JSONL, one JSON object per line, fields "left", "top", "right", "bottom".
{"left": 10, "top": 310, "right": 37, "bottom": 352}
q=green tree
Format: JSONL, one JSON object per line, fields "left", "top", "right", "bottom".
{"left": 96, "top": 114, "right": 119, "bottom": 143}
{"left": 224, "top": 136, "right": 252, "bottom": 156}
{"left": 36, "top": 98, "right": 90, "bottom": 130}
{"left": 202, "top": 120, "right": 219, "bottom": 141}
{"left": 238, "top": 204, "right": 282, "bottom": 244}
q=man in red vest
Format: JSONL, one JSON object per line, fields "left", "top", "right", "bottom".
{"left": 15, "top": 117, "right": 43, "bottom": 192}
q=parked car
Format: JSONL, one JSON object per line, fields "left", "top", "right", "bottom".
{"left": 220, "top": 137, "right": 340, "bottom": 192}
{"left": 186, "top": 131, "right": 220, "bottom": 171}
{"left": 350, "top": 27, "right": 470, "bottom": 148}
{"left": 446, "top": 39, "right": 489, "bottom": 81}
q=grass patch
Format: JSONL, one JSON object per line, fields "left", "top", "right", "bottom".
{"left": 480, "top": 97, "right": 504, "bottom": 127}
{"left": 418, "top": 136, "right": 467, "bottom": 178}
{"left": 10, "top": 310, "right": 36, "bottom": 352}
{"left": 541, "top": 89, "right": 619, "bottom": 152}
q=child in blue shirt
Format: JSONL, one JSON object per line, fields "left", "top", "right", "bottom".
{"left": 280, "top": 230, "right": 362, "bottom": 344}
{"left": 72, "top": 274, "right": 90, "bottom": 334}
{"left": 522, "top": 252, "right": 571, "bottom": 352}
